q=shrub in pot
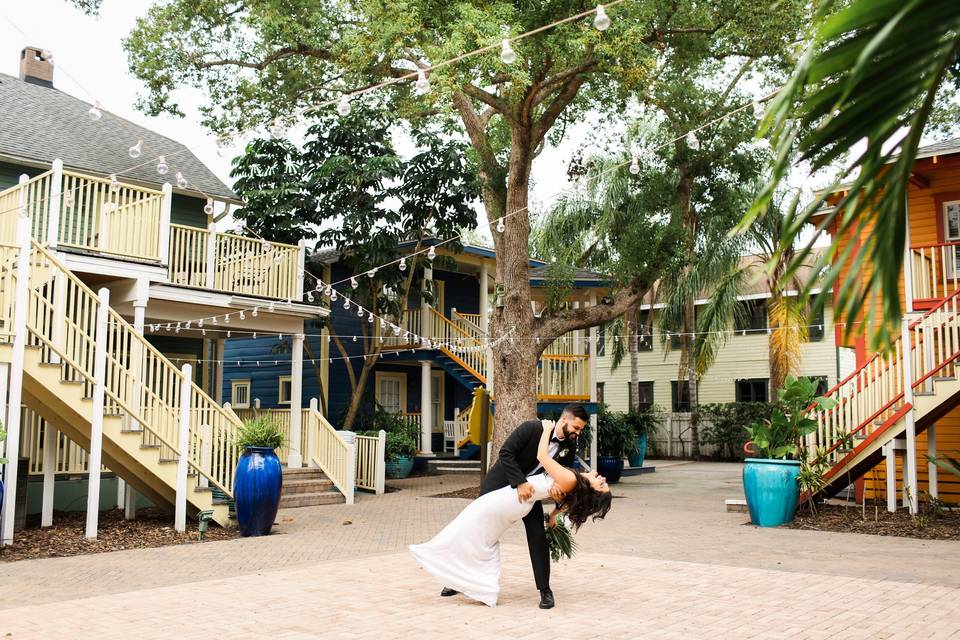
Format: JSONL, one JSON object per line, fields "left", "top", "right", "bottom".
{"left": 234, "top": 417, "right": 284, "bottom": 537}
{"left": 624, "top": 408, "right": 660, "bottom": 468}
{"left": 384, "top": 430, "right": 417, "bottom": 479}
{"left": 597, "top": 407, "right": 637, "bottom": 483}
{"left": 742, "top": 376, "right": 836, "bottom": 527}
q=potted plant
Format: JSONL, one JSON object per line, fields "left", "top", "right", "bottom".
{"left": 596, "top": 408, "right": 637, "bottom": 483}
{"left": 234, "top": 417, "right": 284, "bottom": 537}
{"left": 625, "top": 408, "right": 660, "bottom": 468}
{"left": 743, "top": 376, "right": 836, "bottom": 527}
{"left": 385, "top": 429, "right": 417, "bottom": 479}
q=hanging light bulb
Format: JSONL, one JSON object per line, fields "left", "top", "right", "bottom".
{"left": 500, "top": 38, "right": 517, "bottom": 65}
{"left": 368, "top": 313, "right": 374, "bottom": 324}
{"left": 357, "top": 307, "right": 364, "bottom": 318}
{"left": 252, "top": 332, "right": 257, "bottom": 340}
{"left": 350, "top": 276, "right": 358, "bottom": 289}
{"left": 252, "top": 307, "right": 259, "bottom": 317}
{"left": 199, "top": 319, "right": 204, "bottom": 327}
{"left": 224, "top": 314, "right": 230, "bottom": 324}
{"left": 330, "top": 289, "right": 338, "bottom": 301}
{"left": 109, "top": 174, "right": 120, "bottom": 193}
{"left": 268, "top": 301, "right": 276, "bottom": 312}
{"left": 64, "top": 191, "right": 74, "bottom": 208}
{"left": 129, "top": 140, "right": 143, "bottom": 159}
{"left": 88, "top": 101, "right": 103, "bottom": 121}
{"left": 307, "top": 292, "right": 314, "bottom": 303}
{"left": 176, "top": 172, "right": 188, "bottom": 189}
{"left": 367, "top": 268, "right": 377, "bottom": 278}
{"left": 399, "top": 257, "right": 407, "bottom": 271}
{"left": 343, "top": 298, "right": 350, "bottom": 309}
{"left": 427, "top": 246, "right": 436, "bottom": 261}
{"left": 352, "top": 336, "right": 357, "bottom": 342}
{"left": 204, "top": 198, "right": 214, "bottom": 215}
{"left": 227, "top": 331, "right": 232, "bottom": 338}
{"left": 497, "top": 218, "right": 505, "bottom": 233}
{"left": 239, "top": 311, "right": 246, "bottom": 320}
{"left": 393, "top": 325, "right": 401, "bottom": 336}
{"left": 685, "top": 131, "right": 700, "bottom": 151}
{"left": 273, "top": 253, "right": 283, "bottom": 264}
{"left": 269, "top": 118, "right": 284, "bottom": 139}
{"left": 156, "top": 156, "right": 169, "bottom": 175}
{"left": 337, "top": 95, "right": 352, "bottom": 117}
{"left": 629, "top": 155, "right": 640, "bottom": 175}
{"left": 415, "top": 68, "right": 430, "bottom": 93}
{"left": 594, "top": 4, "right": 611, "bottom": 31}
{"left": 212, "top": 317, "right": 218, "bottom": 325}
{"left": 752, "top": 100, "right": 764, "bottom": 120}
{"left": 185, "top": 321, "right": 192, "bottom": 329}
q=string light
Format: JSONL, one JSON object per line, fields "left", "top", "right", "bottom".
{"left": 415, "top": 69, "right": 430, "bottom": 93}
{"left": 128, "top": 140, "right": 142, "bottom": 159}
{"left": 594, "top": 4, "right": 611, "bottom": 31}
{"left": 427, "top": 246, "right": 436, "bottom": 261}
{"left": 686, "top": 131, "right": 700, "bottom": 151}
{"left": 496, "top": 218, "right": 505, "bottom": 233}
{"left": 367, "top": 268, "right": 377, "bottom": 278}
{"left": 500, "top": 26, "right": 517, "bottom": 65}
{"left": 87, "top": 101, "right": 102, "bottom": 121}
{"left": 63, "top": 191, "right": 74, "bottom": 208}
{"left": 753, "top": 100, "right": 764, "bottom": 120}
{"left": 109, "top": 174, "right": 120, "bottom": 193}
{"left": 270, "top": 118, "right": 285, "bottom": 138}
{"left": 175, "top": 172, "right": 188, "bottom": 189}
{"left": 350, "top": 276, "right": 359, "bottom": 289}
{"left": 337, "top": 95, "right": 352, "bottom": 116}
{"left": 399, "top": 258, "right": 407, "bottom": 271}
{"left": 156, "top": 156, "right": 169, "bottom": 175}
{"left": 204, "top": 198, "right": 214, "bottom": 215}
{"left": 629, "top": 155, "right": 640, "bottom": 175}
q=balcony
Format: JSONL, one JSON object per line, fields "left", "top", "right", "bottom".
{"left": 0, "top": 163, "right": 301, "bottom": 301}
{"left": 910, "top": 241, "right": 960, "bottom": 308}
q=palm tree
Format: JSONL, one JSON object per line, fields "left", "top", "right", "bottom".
{"left": 747, "top": 0, "right": 960, "bottom": 349}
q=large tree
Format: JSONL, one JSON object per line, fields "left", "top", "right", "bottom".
{"left": 125, "top": 0, "right": 807, "bottom": 452}
{"left": 231, "top": 107, "right": 478, "bottom": 429}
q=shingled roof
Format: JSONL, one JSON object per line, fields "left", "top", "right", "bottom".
{"left": 0, "top": 72, "right": 238, "bottom": 202}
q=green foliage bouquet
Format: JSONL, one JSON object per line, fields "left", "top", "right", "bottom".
{"left": 544, "top": 513, "right": 577, "bottom": 563}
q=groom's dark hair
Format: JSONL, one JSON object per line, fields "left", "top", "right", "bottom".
{"left": 562, "top": 404, "right": 589, "bottom": 423}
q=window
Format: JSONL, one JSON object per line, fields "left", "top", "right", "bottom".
{"left": 808, "top": 305, "right": 825, "bottom": 342}
{"left": 671, "top": 381, "right": 691, "bottom": 412}
{"left": 736, "top": 300, "right": 767, "bottom": 335}
{"left": 231, "top": 380, "right": 251, "bottom": 409}
{"left": 735, "top": 378, "right": 769, "bottom": 403}
{"left": 597, "top": 324, "right": 606, "bottom": 356}
{"left": 942, "top": 200, "right": 960, "bottom": 276}
{"left": 596, "top": 382, "right": 605, "bottom": 405}
{"left": 628, "top": 381, "right": 654, "bottom": 412}
{"left": 375, "top": 372, "right": 407, "bottom": 414}
{"left": 638, "top": 310, "right": 653, "bottom": 352}
{"left": 669, "top": 308, "right": 700, "bottom": 349}
{"left": 278, "top": 375, "right": 292, "bottom": 405}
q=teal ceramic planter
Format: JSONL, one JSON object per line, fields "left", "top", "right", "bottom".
{"left": 385, "top": 455, "right": 414, "bottom": 479}
{"left": 628, "top": 433, "right": 648, "bottom": 468}
{"left": 742, "top": 458, "right": 801, "bottom": 527}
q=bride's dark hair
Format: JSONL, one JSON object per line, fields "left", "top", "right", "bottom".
{"left": 561, "top": 474, "right": 612, "bottom": 530}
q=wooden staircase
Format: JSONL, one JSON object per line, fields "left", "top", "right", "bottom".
{"left": 280, "top": 467, "right": 345, "bottom": 508}
{"left": 807, "top": 289, "right": 960, "bottom": 502}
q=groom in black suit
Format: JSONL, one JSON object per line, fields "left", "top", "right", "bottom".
{"left": 440, "top": 403, "right": 590, "bottom": 609}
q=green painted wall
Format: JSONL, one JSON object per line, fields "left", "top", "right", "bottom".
{"left": 171, "top": 194, "right": 207, "bottom": 228}
{"left": 0, "top": 160, "right": 41, "bottom": 191}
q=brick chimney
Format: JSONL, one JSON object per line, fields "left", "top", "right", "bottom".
{"left": 19, "top": 47, "right": 53, "bottom": 88}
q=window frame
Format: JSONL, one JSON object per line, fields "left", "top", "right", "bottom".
{"left": 735, "top": 300, "right": 767, "bottom": 335}
{"left": 671, "top": 380, "right": 691, "bottom": 412}
{"left": 735, "top": 378, "right": 769, "bottom": 403}
{"left": 375, "top": 371, "right": 407, "bottom": 414}
{"left": 278, "top": 375, "right": 292, "bottom": 405}
{"left": 231, "top": 379, "right": 251, "bottom": 409}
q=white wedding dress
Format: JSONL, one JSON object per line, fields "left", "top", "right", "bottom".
{"left": 409, "top": 472, "right": 555, "bottom": 607}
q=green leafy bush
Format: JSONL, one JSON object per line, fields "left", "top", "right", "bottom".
{"left": 698, "top": 402, "right": 777, "bottom": 460}
{"left": 384, "top": 430, "right": 417, "bottom": 461}
{"left": 597, "top": 406, "right": 638, "bottom": 458}
{"left": 237, "top": 417, "right": 284, "bottom": 450}
{"left": 624, "top": 409, "right": 661, "bottom": 440}
{"left": 745, "top": 377, "right": 836, "bottom": 460}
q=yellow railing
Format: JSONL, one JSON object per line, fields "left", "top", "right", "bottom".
{"left": 355, "top": 431, "right": 385, "bottom": 493}
{"left": 168, "top": 224, "right": 210, "bottom": 288}
{"left": 537, "top": 354, "right": 591, "bottom": 400}
{"left": 0, "top": 243, "right": 18, "bottom": 344}
{"left": 22, "top": 407, "right": 105, "bottom": 475}
{"left": 430, "top": 307, "right": 487, "bottom": 382}
{"left": 305, "top": 403, "right": 353, "bottom": 500}
{"left": 453, "top": 311, "right": 483, "bottom": 331}
{"left": 24, "top": 241, "right": 242, "bottom": 496}
{"left": 543, "top": 330, "right": 585, "bottom": 357}
{"left": 215, "top": 232, "right": 299, "bottom": 299}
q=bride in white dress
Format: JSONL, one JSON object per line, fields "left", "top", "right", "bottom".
{"left": 410, "top": 422, "right": 612, "bottom": 606}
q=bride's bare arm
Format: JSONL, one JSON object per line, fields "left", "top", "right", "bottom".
{"left": 537, "top": 423, "right": 577, "bottom": 493}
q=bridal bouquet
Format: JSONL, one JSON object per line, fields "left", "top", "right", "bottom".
{"left": 544, "top": 513, "right": 577, "bottom": 563}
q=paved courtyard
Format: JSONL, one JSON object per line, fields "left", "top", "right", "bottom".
{"left": 1, "top": 461, "right": 959, "bottom": 639}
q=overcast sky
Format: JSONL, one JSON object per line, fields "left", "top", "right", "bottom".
{"left": 0, "top": 0, "right": 603, "bottom": 237}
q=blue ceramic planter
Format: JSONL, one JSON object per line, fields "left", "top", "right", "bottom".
{"left": 742, "top": 458, "right": 801, "bottom": 527}
{"left": 628, "top": 434, "right": 648, "bottom": 468}
{"left": 234, "top": 446, "right": 282, "bottom": 537}
{"left": 385, "top": 455, "right": 414, "bottom": 479}
{"left": 597, "top": 455, "right": 625, "bottom": 484}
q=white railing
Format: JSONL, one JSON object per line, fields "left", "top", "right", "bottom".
{"left": 305, "top": 399, "right": 355, "bottom": 503}
{"left": 443, "top": 406, "right": 471, "bottom": 453}
{"left": 233, "top": 406, "right": 310, "bottom": 466}
{"left": 22, "top": 407, "right": 105, "bottom": 475}
{"left": 910, "top": 241, "right": 960, "bottom": 303}
{"left": 355, "top": 430, "right": 386, "bottom": 494}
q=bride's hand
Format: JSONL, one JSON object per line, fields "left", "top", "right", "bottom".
{"left": 546, "top": 509, "right": 560, "bottom": 528}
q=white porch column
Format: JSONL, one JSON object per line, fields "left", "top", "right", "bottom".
{"left": 375, "top": 429, "right": 386, "bottom": 495}
{"left": 158, "top": 182, "right": 172, "bottom": 263}
{"left": 2, "top": 197, "right": 33, "bottom": 546}
{"left": 84, "top": 288, "right": 111, "bottom": 540}
{"left": 900, "top": 318, "right": 919, "bottom": 515}
{"left": 420, "top": 266, "right": 433, "bottom": 344}
{"left": 122, "top": 281, "right": 149, "bottom": 519}
{"left": 307, "top": 398, "right": 319, "bottom": 468}
{"left": 338, "top": 430, "right": 356, "bottom": 505}
{"left": 47, "top": 159, "right": 63, "bottom": 248}
{"left": 41, "top": 425, "right": 57, "bottom": 527}
{"left": 288, "top": 331, "right": 305, "bottom": 468}
{"left": 927, "top": 421, "right": 938, "bottom": 499}
{"left": 214, "top": 339, "right": 226, "bottom": 404}
{"left": 903, "top": 198, "right": 914, "bottom": 313}
{"left": 175, "top": 363, "right": 192, "bottom": 532}
{"left": 420, "top": 361, "right": 434, "bottom": 455}
{"left": 885, "top": 441, "right": 897, "bottom": 512}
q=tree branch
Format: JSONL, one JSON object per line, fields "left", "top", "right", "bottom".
{"left": 461, "top": 83, "right": 514, "bottom": 123}
{"left": 536, "top": 285, "right": 650, "bottom": 342}
{"left": 532, "top": 73, "right": 589, "bottom": 143}
{"left": 530, "top": 58, "right": 597, "bottom": 107}
{"left": 194, "top": 44, "right": 333, "bottom": 71}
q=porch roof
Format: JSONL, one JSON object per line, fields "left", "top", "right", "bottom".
{"left": 0, "top": 72, "right": 239, "bottom": 202}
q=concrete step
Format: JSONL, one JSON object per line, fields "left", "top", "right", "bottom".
{"left": 278, "top": 490, "right": 345, "bottom": 509}
{"left": 282, "top": 467, "right": 329, "bottom": 478}
{"left": 427, "top": 458, "right": 481, "bottom": 474}
{"left": 282, "top": 478, "right": 334, "bottom": 495}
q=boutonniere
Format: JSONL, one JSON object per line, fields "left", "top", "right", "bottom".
{"left": 559, "top": 448, "right": 570, "bottom": 457}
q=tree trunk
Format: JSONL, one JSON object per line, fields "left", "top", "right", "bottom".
{"left": 628, "top": 306, "right": 640, "bottom": 411}
{"left": 677, "top": 166, "right": 699, "bottom": 458}
{"left": 684, "top": 297, "right": 700, "bottom": 458}
{"left": 341, "top": 355, "right": 378, "bottom": 430}
{"left": 488, "top": 128, "right": 538, "bottom": 461}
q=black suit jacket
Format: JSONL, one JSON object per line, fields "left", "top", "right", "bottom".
{"left": 482, "top": 419, "right": 576, "bottom": 493}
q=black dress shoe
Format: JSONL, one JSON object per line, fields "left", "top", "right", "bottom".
{"left": 440, "top": 588, "right": 459, "bottom": 597}
{"left": 539, "top": 589, "right": 555, "bottom": 609}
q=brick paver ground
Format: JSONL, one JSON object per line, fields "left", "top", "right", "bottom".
{"left": 2, "top": 461, "right": 958, "bottom": 639}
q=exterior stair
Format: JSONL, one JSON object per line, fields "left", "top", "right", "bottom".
{"left": 280, "top": 467, "right": 345, "bottom": 508}
{"left": 426, "top": 457, "right": 481, "bottom": 474}
{"left": 806, "top": 290, "right": 960, "bottom": 502}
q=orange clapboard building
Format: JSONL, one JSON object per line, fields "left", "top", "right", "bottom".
{"left": 812, "top": 137, "right": 960, "bottom": 508}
